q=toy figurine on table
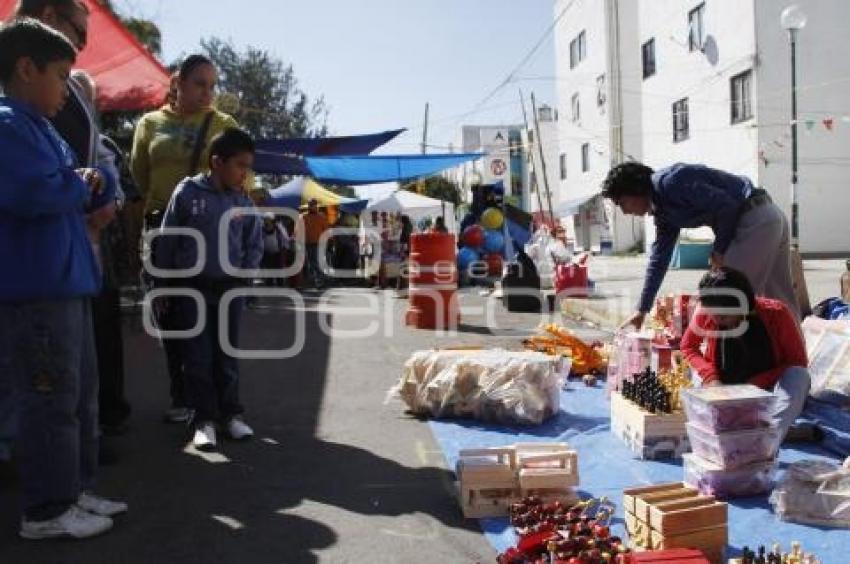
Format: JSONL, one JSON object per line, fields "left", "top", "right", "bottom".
{"left": 680, "top": 268, "right": 811, "bottom": 441}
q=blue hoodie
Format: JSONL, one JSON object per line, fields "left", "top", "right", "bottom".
{"left": 0, "top": 97, "right": 115, "bottom": 302}
{"left": 157, "top": 174, "right": 262, "bottom": 282}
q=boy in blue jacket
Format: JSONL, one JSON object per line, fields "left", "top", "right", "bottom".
{"left": 0, "top": 19, "right": 126, "bottom": 540}
{"left": 156, "top": 128, "right": 262, "bottom": 451}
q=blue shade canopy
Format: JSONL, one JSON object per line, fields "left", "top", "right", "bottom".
{"left": 253, "top": 128, "right": 405, "bottom": 175}
{"left": 305, "top": 153, "right": 484, "bottom": 185}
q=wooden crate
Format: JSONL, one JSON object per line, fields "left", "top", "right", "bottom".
{"left": 456, "top": 443, "right": 579, "bottom": 518}
{"left": 516, "top": 442, "right": 579, "bottom": 490}
{"left": 611, "top": 391, "right": 690, "bottom": 460}
{"left": 623, "top": 483, "right": 727, "bottom": 564}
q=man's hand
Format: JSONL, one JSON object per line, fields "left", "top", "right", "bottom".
{"left": 709, "top": 251, "right": 724, "bottom": 271}
{"left": 619, "top": 311, "right": 646, "bottom": 331}
{"left": 77, "top": 168, "right": 104, "bottom": 195}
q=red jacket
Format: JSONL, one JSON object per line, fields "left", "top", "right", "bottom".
{"left": 681, "top": 297, "right": 807, "bottom": 389}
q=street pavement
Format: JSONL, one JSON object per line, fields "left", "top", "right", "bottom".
{"left": 0, "top": 287, "right": 604, "bottom": 564}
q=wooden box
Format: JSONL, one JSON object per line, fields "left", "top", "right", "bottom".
{"left": 456, "top": 443, "right": 579, "bottom": 518}
{"left": 623, "top": 483, "right": 728, "bottom": 564}
{"left": 611, "top": 391, "right": 690, "bottom": 460}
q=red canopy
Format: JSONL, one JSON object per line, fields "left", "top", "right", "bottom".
{"left": 0, "top": 0, "right": 169, "bottom": 111}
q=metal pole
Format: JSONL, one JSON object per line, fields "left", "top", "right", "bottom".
{"left": 789, "top": 29, "right": 799, "bottom": 249}
{"left": 518, "top": 89, "right": 546, "bottom": 216}
{"left": 530, "top": 93, "right": 555, "bottom": 227}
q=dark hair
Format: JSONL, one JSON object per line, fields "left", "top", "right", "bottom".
{"left": 208, "top": 128, "right": 255, "bottom": 164}
{"left": 0, "top": 18, "right": 76, "bottom": 83}
{"left": 15, "top": 0, "right": 86, "bottom": 18}
{"left": 698, "top": 267, "right": 756, "bottom": 313}
{"left": 601, "top": 162, "right": 655, "bottom": 202}
{"left": 178, "top": 54, "right": 214, "bottom": 81}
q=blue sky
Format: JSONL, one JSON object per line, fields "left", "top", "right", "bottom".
{"left": 112, "top": 0, "right": 557, "bottom": 152}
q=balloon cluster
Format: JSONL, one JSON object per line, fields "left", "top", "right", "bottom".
{"left": 458, "top": 207, "right": 506, "bottom": 278}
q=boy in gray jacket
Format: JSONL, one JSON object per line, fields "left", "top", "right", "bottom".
{"left": 156, "top": 128, "right": 262, "bottom": 450}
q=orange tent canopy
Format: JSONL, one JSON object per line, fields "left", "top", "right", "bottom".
{"left": 0, "top": 0, "right": 170, "bottom": 111}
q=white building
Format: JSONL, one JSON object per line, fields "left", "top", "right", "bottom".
{"left": 456, "top": 124, "right": 528, "bottom": 209}
{"left": 553, "top": 0, "right": 644, "bottom": 253}
{"left": 553, "top": 0, "right": 850, "bottom": 255}
{"left": 525, "top": 103, "right": 561, "bottom": 217}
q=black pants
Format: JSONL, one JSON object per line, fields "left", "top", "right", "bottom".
{"left": 92, "top": 288, "right": 131, "bottom": 427}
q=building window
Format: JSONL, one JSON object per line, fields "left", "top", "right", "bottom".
{"left": 571, "top": 93, "right": 580, "bottom": 122}
{"left": 569, "top": 30, "right": 587, "bottom": 69}
{"left": 688, "top": 3, "right": 705, "bottom": 52}
{"left": 581, "top": 143, "right": 590, "bottom": 172}
{"left": 730, "top": 69, "right": 753, "bottom": 124}
{"left": 642, "top": 38, "right": 656, "bottom": 78}
{"left": 672, "top": 97, "right": 689, "bottom": 142}
{"left": 559, "top": 153, "right": 567, "bottom": 180}
{"left": 596, "top": 74, "right": 606, "bottom": 107}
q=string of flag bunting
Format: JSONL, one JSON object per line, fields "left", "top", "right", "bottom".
{"left": 758, "top": 115, "right": 850, "bottom": 167}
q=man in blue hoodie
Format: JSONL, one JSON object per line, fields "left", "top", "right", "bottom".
{"left": 601, "top": 162, "right": 799, "bottom": 330}
{"left": 0, "top": 18, "right": 126, "bottom": 540}
{"left": 155, "top": 127, "right": 263, "bottom": 451}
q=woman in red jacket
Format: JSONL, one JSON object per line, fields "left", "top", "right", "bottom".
{"left": 681, "top": 267, "right": 810, "bottom": 438}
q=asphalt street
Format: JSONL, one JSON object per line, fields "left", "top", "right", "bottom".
{"left": 0, "top": 288, "right": 603, "bottom": 563}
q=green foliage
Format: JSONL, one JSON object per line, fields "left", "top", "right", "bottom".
{"left": 122, "top": 18, "right": 162, "bottom": 56}
{"left": 406, "top": 176, "right": 461, "bottom": 206}
{"left": 200, "top": 37, "right": 328, "bottom": 141}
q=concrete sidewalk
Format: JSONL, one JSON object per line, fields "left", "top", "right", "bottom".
{"left": 560, "top": 255, "right": 846, "bottom": 330}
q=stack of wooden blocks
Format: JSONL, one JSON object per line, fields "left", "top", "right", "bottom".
{"left": 456, "top": 442, "right": 579, "bottom": 518}
{"left": 623, "top": 482, "right": 728, "bottom": 564}
{"left": 611, "top": 391, "right": 690, "bottom": 460}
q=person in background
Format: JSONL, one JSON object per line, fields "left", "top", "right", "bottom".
{"left": 601, "top": 162, "right": 799, "bottom": 330}
{"left": 0, "top": 18, "right": 126, "bottom": 539}
{"left": 130, "top": 54, "right": 245, "bottom": 424}
{"left": 156, "top": 128, "right": 262, "bottom": 451}
{"left": 71, "top": 69, "right": 132, "bottom": 440}
{"left": 397, "top": 214, "right": 413, "bottom": 291}
{"left": 681, "top": 268, "right": 811, "bottom": 440}
{"left": 432, "top": 216, "right": 448, "bottom": 234}
{"left": 298, "top": 198, "right": 329, "bottom": 289}
{"left": 260, "top": 212, "right": 289, "bottom": 287}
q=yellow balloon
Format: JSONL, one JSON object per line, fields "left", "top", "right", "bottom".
{"left": 480, "top": 207, "right": 504, "bottom": 230}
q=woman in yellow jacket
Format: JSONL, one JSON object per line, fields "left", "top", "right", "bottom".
{"left": 131, "top": 54, "right": 248, "bottom": 217}
{"left": 130, "top": 54, "right": 248, "bottom": 424}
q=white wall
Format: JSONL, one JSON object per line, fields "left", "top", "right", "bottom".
{"left": 754, "top": 0, "right": 850, "bottom": 255}
{"left": 637, "top": 0, "right": 759, "bottom": 177}
{"left": 527, "top": 106, "right": 561, "bottom": 215}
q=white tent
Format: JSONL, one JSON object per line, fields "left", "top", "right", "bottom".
{"left": 364, "top": 190, "right": 456, "bottom": 232}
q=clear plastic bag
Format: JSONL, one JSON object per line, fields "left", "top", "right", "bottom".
{"left": 770, "top": 458, "right": 850, "bottom": 527}
{"left": 387, "top": 349, "right": 562, "bottom": 425}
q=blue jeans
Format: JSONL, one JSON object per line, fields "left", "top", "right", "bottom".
{"left": 177, "top": 293, "right": 244, "bottom": 425}
{"left": 0, "top": 299, "right": 99, "bottom": 520}
{"left": 305, "top": 243, "right": 325, "bottom": 287}
{"left": 772, "top": 366, "right": 811, "bottom": 437}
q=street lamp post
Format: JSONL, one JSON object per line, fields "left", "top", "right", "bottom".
{"left": 781, "top": 5, "right": 807, "bottom": 250}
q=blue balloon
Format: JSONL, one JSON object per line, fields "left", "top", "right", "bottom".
{"left": 483, "top": 229, "right": 505, "bottom": 254}
{"left": 457, "top": 246, "right": 479, "bottom": 270}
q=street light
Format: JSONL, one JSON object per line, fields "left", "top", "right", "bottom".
{"left": 781, "top": 5, "right": 806, "bottom": 250}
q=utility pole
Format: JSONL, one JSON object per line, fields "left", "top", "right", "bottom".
{"left": 531, "top": 92, "right": 555, "bottom": 227}
{"left": 421, "top": 102, "right": 429, "bottom": 155}
{"left": 518, "top": 89, "right": 546, "bottom": 218}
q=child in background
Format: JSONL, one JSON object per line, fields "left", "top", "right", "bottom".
{"left": 0, "top": 18, "right": 125, "bottom": 540}
{"left": 156, "top": 128, "right": 263, "bottom": 451}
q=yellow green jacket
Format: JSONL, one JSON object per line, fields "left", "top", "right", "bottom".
{"left": 130, "top": 106, "right": 250, "bottom": 213}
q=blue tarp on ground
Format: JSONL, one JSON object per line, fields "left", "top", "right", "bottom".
{"left": 253, "top": 129, "right": 405, "bottom": 175}
{"left": 428, "top": 385, "right": 848, "bottom": 563}
{"left": 305, "top": 153, "right": 484, "bottom": 185}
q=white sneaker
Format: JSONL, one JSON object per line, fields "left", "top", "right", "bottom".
{"left": 226, "top": 417, "right": 254, "bottom": 440}
{"left": 192, "top": 423, "right": 217, "bottom": 451}
{"left": 77, "top": 492, "right": 128, "bottom": 517}
{"left": 164, "top": 406, "right": 193, "bottom": 424}
{"left": 20, "top": 505, "right": 113, "bottom": 540}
